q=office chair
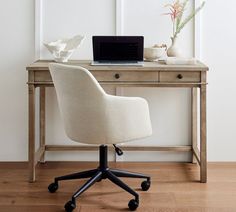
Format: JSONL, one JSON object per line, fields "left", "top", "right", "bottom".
{"left": 48, "top": 63, "right": 152, "bottom": 211}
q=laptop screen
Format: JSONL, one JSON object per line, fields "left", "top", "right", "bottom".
{"left": 93, "top": 36, "right": 144, "bottom": 62}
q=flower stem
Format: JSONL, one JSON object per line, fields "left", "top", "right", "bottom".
{"left": 173, "top": 20, "right": 175, "bottom": 38}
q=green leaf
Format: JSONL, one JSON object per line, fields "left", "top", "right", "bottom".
{"left": 176, "top": 0, "right": 189, "bottom": 30}
{"left": 174, "top": 1, "right": 205, "bottom": 38}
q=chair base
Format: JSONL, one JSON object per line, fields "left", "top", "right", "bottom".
{"left": 48, "top": 145, "right": 151, "bottom": 211}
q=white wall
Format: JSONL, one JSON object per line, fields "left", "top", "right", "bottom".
{"left": 0, "top": 0, "right": 235, "bottom": 161}
{"left": 201, "top": 1, "right": 236, "bottom": 161}
{"left": 0, "top": 0, "right": 34, "bottom": 161}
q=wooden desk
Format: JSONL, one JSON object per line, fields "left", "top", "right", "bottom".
{"left": 26, "top": 60, "right": 208, "bottom": 183}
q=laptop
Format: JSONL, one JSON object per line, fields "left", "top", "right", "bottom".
{"left": 91, "top": 36, "right": 144, "bottom": 66}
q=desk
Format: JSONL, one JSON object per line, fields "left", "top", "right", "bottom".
{"left": 26, "top": 60, "right": 208, "bottom": 183}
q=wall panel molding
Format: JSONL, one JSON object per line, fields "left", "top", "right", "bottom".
{"left": 115, "top": 0, "right": 124, "bottom": 35}
{"left": 35, "top": 0, "right": 201, "bottom": 59}
{"left": 35, "top": 0, "right": 43, "bottom": 60}
{"left": 194, "top": 0, "right": 202, "bottom": 59}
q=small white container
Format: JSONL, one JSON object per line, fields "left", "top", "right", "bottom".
{"left": 144, "top": 47, "right": 167, "bottom": 62}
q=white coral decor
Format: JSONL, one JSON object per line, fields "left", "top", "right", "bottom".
{"left": 44, "top": 35, "right": 84, "bottom": 62}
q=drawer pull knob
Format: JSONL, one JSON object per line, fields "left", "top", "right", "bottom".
{"left": 114, "top": 73, "right": 120, "bottom": 79}
{"left": 177, "top": 74, "right": 183, "bottom": 79}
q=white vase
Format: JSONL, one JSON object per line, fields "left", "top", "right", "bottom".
{"left": 167, "top": 37, "right": 182, "bottom": 57}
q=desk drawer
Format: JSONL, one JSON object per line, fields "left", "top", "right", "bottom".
{"left": 160, "top": 71, "right": 200, "bottom": 83}
{"left": 34, "top": 71, "right": 52, "bottom": 82}
{"left": 92, "top": 71, "right": 159, "bottom": 82}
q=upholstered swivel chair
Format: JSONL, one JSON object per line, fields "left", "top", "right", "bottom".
{"left": 48, "top": 63, "right": 152, "bottom": 211}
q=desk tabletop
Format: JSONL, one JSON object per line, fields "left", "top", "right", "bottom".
{"left": 26, "top": 60, "right": 209, "bottom": 72}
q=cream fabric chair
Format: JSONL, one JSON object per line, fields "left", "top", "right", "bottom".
{"left": 48, "top": 63, "right": 152, "bottom": 212}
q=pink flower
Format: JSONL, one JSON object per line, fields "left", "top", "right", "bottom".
{"left": 163, "top": 0, "right": 205, "bottom": 38}
{"left": 164, "top": 0, "right": 184, "bottom": 22}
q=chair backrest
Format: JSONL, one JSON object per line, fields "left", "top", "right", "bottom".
{"left": 49, "top": 63, "right": 107, "bottom": 144}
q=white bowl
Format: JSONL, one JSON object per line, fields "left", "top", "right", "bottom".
{"left": 144, "top": 47, "right": 166, "bottom": 61}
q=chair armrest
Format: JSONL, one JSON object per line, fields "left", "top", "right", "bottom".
{"left": 104, "top": 94, "right": 152, "bottom": 144}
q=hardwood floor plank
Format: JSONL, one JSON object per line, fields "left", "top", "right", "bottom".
{"left": 0, "top": 162, "right": 236, "bottom": 211}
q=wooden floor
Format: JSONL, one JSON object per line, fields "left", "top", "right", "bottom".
{"left": 1, "top": 162, "right": 236, "bottom": 212}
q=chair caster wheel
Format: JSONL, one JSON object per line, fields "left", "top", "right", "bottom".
{"left": 128, "top": 199, "right": 139, "bottom": 211}
{"left": 64, "top": 200, "right": 76, "bottom": 212}
{"left": 48, "top": 182, "right": 58, "bottom": 193}
{"left": 141, "top": 180, "right": 150, "bottom": 191}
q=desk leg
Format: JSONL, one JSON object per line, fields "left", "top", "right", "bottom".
{"left": 200, "top": 85, "right": 207, "bottom": 183}
{"left": 191, "top": 88, "right": 198, "bottom": 163}
{"left": 39, "top": 87, "right": 46, "bottom": 163}
{"left": 28, "top": 85, "right": 36, "bottom": 182}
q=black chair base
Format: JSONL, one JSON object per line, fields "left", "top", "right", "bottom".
{"left": 48, "top": 145, "right": 151, "bottom": 212}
